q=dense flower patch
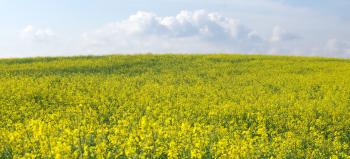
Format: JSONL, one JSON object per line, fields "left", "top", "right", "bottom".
{"left": 0, "top": 55, "right": 349, "bottom": 158}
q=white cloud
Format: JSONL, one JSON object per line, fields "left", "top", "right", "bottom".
{"left": 270, "top": 26, "right": 299, "bottom": 42}
{"left": 80, "top": 10, "right": 267, "bottom": 54}
{"left": 13, "top": 25, "right": 78, "bottom": 57}
{"left": 20, "top": 25, "right": 56, "bottom": 42}
{"left": 10, "top": 9, "right": 349, "bottom": 58}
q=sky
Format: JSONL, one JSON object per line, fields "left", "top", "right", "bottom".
{"left": 0, "top": 0, "right": 350, "bottom": 58}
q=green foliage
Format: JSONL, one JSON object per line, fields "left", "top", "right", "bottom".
{"left": 0, "top": 54, "right": 349, "bottom": 158}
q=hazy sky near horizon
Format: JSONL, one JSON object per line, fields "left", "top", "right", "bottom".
{"left": 0, "top": 0, "right": 350, "bottom": 58}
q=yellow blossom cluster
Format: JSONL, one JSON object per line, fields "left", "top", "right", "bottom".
{"left": 0, "top": 55, "right": 349, "bottom": 158}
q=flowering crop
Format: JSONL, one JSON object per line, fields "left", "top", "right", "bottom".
{"left": 0, "top": 55, "right": 349, "bottom": 158}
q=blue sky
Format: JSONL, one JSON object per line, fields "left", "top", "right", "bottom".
{"left": 0, "top": 0, "right": 349, "bottom": 57}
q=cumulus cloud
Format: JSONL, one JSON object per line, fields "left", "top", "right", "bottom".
{"left": 20, "top": 25, "right": 56, "bottom": 42}
{"left": 12, "top": 10, "right": 348, "bottom": 58}
{"left": 80, "top": 10, "right": 267, "bottom": 54}
{"left": 270, "top": 26, "right": 299, "bottom": 42}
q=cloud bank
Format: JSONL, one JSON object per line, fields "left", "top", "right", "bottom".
{"left": 80, "top": 10, "right": 268, "bottom": 54}
{"left": 13, "top": 10, "right": 350, "bottom": 58}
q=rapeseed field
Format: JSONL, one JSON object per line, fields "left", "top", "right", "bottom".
{"left": 0, "top": 55, "right": 349, "bottom": 158}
